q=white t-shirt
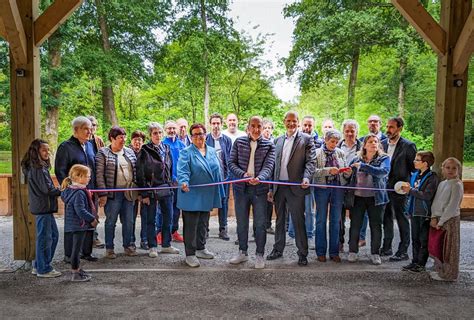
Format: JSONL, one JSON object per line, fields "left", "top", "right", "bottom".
{"left": 222, "top": 129, "right": 246, "bottom": 145}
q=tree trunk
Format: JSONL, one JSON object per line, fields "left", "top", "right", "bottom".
{"left": 200, "top": 0, "right": 210, "bottom": 126}
{"left": 44, "top": 31, "right": 61, "bottom": 164}
{"left": 398, "top": 57, "right": 407, "bottom": 117}
{"left": 95, "top": 0, "right": 118, "bottom": 126}
{"left": 347, "top": 49, "right": 359, "bottom": 119}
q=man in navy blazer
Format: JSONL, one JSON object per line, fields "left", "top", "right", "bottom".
{"left": 381, "top": 116, "right": 417, "bottom": 261}
{"left": 267, "top": 111, "right": 316, "bottom": 266}
{"left": 205, "top": 113, "right": 232, "bottom": 241}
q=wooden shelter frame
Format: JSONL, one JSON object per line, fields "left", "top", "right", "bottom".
{"left": 0, "top": 0, "right": 472, "bottom": 260}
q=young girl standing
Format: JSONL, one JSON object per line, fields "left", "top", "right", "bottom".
{"left": 430, "top": 157, "right": 464, "bottom": 281}
{"left": 61, "top": 164, "right": 99, "bottom": 282}
{"left": 21, "top": 139, "right": 62, "bottom": 278}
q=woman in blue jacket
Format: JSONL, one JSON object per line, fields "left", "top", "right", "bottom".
{"left": 177, "top": 123, "right": 224, "bottom": 267}
{"left": 347, "top": 134, "right": 390, "bottom": 265}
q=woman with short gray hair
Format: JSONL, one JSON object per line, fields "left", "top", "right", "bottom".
{"left": 313, "top": 129, "right": 351, "bottom": 263}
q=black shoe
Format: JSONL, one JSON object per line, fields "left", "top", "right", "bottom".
{"left": 219, "top": 230, "right": 230, "bottom": 241}
{"left": 379, "top": 249, "right": 393, "bottom": 257}
{"left": 408, "top": 264, "right": 425, "bottom": 273}
{"left": 389, "top": 252, "right": 409, "bottom": 262}
{"left": 402, "top": 262, "right": 417, "bottom": 271}
{"left": 234, "top": 240, "right": 239, "bottom": 245}
{"left": 266, "top": 249, "right": 283, "bottom": 260}
{"left": 80, "top": 255, "right": 99, "bottom": 262}
{"left": 298, "top": 256, "right": 308, "bottom": 266}
{"left": 140, "top": 242, "right": 149, "bottom": 250}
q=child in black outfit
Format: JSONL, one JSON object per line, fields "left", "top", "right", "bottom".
{"left": 401, "top": 151, "right": 439, "bottom": 272}
{"left": 61, "top": 164, "right": 99, "bottom": 282}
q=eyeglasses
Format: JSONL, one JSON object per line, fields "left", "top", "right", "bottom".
{"left": 191, "top": 133, "right": 206, "bottom": 138}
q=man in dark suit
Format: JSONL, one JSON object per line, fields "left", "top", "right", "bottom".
{"left": 381, "top": 116, "right": 417, "bottom": 261}
{"left": 267, "top": 111, "right": 316, "bottom": 266}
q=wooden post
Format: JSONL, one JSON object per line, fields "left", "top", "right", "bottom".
{"left": 433, "top": 0, "right": 472, "bottom": 172}
{"left": 10, "top": 0, "right": 40, "bottom": 261}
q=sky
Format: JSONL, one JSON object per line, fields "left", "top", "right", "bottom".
{"left": 228, "top": 0, "right": 300, "bottom": 103}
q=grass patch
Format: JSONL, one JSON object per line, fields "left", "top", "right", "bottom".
{"left": 0, "top": 161, "right": 12, "bottom": 174}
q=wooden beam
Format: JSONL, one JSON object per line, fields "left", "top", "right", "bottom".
{"left": 0, "top": 0, "right": 27, "bottom": 65}
{"left": 34, "top": 0, "right": 83, "bottom": 46}
{"left": 0, "top": 16, "right": 7, "bottom": 41}
{"left": 453, "top": 9, "right": 474, "bottom": 75}
{"left": 391, "top": 0, "right": 446, "bottom": 56}
{"left": 11, "top": 0, "right": 41, "bottom": 261}
{"left": 433, "top": 0, "right": 472, "bottom": 173}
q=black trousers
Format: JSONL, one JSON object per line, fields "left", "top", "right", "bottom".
{"left": 182, "top": 211, "right": 209, "bottom": 256}
{"left": 411, "top": 216, "right": 430, "bottom": 266}
{"left": 64, "top": 230, "right": 93, "bottom": 258}
{"left": 382, "top": 193, "right": 410, "bottom": 254}
{"left": 71, "top": 231, "right": 86, "bottom": 270}
{"left": 349, "top": 196, "right": 384, "bottom": 254}
{"left": 266, "top": 200, "right": 273, "bottom": 229}
{"left": 273, "top": 186, "right": 308, "bottom": 257}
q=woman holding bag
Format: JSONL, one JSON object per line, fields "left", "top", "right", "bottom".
{"left": 96, "top": 126, "right": 137, "bottom": 259}
{"left": 136, "top": 122, "right": 180, "bottom": 258}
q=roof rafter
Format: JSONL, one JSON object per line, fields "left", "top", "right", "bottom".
{"left": 0, "top": 15, "right": 7, "bottom": 41}
{"left": 453, "top": 9, "right": 474, "bottom": 75}
{"left": 0, "top": 0, "right": 27, "bottom": 65}
{"left": 34, "top": 0, "right": 83, "bottom": 46}
{"left": 391, "top": 0, "right": 446, "bottom": 56}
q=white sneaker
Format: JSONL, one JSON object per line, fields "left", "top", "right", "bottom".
{"left": 308, "top": 239, "right": 315, "bottom": 250}
{"left": 196, "top": 249, "right": 214, "bottom": 259}
{"left": 37, "top": 269, "right": 62, "bottom": 278}
{"left": 31, "top": 268, "right": 37, "bottom": 275}
{"left": 348, "top": 252, "right": 358, "bottom": 262}
{"left": 185, "top": 255, "right": 200, "bottom": 268}
{"left": 371, "top": 254, "right": 382, "bottom": 265}
{"left": 229, "top": 251, "right": 249, "bottom": 264}
{"left": 161, "top": 246, "right": 180, "bottom": 254}
{"left": 255, "top": 255, "right": 265, "bottom": 269}
{"left": 149, "top": 247, "right": 158, "bottom": 258}
{"left": 429, "top": 271, "right": 452, "bottom": 281}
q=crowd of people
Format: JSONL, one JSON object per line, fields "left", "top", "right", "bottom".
{"left": 20, "top": 111, "right": 464, "bottom": 282}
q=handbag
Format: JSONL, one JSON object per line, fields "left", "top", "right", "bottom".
{"left": 124, "top": 181, "right": 139, "bottom": 202}
{"left": 428, "top": 226, "right": 445, "bottom": 262}
{"left": 343, "top": 189, "right": 355, "bottom": 209}
{"left": 153, "top": 183, "right": 172, "bottom": 199}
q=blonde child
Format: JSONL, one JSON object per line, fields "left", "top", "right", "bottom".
{"left": 61, "top": 164, "right": 99, "bottom": 282}
{"left": 21, "top": 139, "right": 62, "bottom": 278}
{"left": 429, "top": 157, "right": 464, "bottom": 281}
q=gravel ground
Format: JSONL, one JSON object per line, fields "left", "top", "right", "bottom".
{"left": 0, "top": 216, "right": 473, "bottom": 319}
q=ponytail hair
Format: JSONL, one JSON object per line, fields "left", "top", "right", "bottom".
{"left": 61, "top": 177, "right": 73, "bottom": 190}
{"left": 61, "top": 164, "right": 90, "bottom": 190}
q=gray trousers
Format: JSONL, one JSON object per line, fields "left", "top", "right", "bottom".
{"left": 273, "top": 185, "right": 308, "bottom": 257}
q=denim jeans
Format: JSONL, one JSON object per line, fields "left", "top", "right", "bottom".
{"left": 104, "top": 192, "right": 134, "bottom": 250}
{"left": 145, "top": 195, "right": 173, "bottom": 248}
{"left": 131, "top": 200, "right": 147, "bottom": 244}
{"left": 288, "top": 190, "right": 315, "bottom": 239}
{"left": 171, "top": 189, "right": 181, "bottom": 233}
{"left": 234, "top": 187, "right": 267, "bottom": 255}
{"left": 359, "top": 212, "right": 369, "bottom": 240}
{"left": 34, "top": 214, "right": 59, "bottom": 274}
{"left": 218, "top": 184, "right": 229, "bottom": 231}
{"left": 314, "top": 187, "right": 344, "bottom": 258}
